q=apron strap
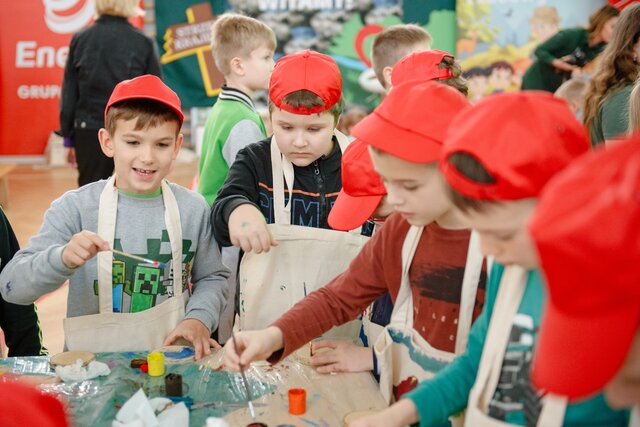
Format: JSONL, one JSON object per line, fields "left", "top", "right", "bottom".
{"left": 537, "top": 394, "right": 567, "bottom": 427}
{"left": 471, "top": 266, "right": 528, "bottom": 411}
{"left": 454, "top": 230, "right": 484, "bottom": 354}
{"left": 96, "top": 177, "right": 183, "bottom": 314}
{"left": 630, "top": 406, "right": 640, "bottom": 427}
{"left": 390, "top": 226, "right": 423, "bottom": 326}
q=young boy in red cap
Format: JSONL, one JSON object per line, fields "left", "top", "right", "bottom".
{"left": 223, "top": 82, "right": 488, "bottom": 419}
{"left": 351, "top": 92, "right": 630, "bottom": 427}
{"left": 0, "top": 75, "right": 229, "bottom": 360}
{"left": 371, "top": 24, "right": 432, "bottom": 92}
{"left": 211, "top": 50, "right": 351, "bottom": 251}
{"left": 530, "top": 136, "right": 640, "bottom": 416}
{"left": 308, "top": 50, "right": 473, "bottom": 375}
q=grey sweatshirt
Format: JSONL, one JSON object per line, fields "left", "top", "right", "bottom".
{"left": 0, "top": 180, "right": 229, "bottom": 331}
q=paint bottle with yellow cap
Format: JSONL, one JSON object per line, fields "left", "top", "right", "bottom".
{"left": 147, "top": 352, "right": 165, "bottom": 377}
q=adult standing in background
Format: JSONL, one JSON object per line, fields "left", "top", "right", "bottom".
{"left": 60, "top": 0, "right": 161, "bottom": 186}
{"left": 584, "top": 3, "right": 640, "bottom": 146}
{"left": 521, "top": 4, "right": 619, "bottom": 93}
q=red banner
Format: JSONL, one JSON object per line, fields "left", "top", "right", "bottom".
{"left": 0, "top": 1, "right": 94, "bottom": 157}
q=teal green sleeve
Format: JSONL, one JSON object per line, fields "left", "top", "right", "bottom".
{"left": 533, "top": 29, "right": 580, "bottom": 65}
{"left": 404, "top": 263, "right": 505, "bottom": 427}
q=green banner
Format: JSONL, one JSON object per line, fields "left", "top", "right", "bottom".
{"left": 155, "top": 1, "right": 457, "bottom": 110}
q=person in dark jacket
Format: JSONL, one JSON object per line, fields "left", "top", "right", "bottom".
{"left": 59, "top": 0, "right": 161, "bottom": 186}
{"left": 0, "top": 207, "right": 46, "bottom": 356}
{"left": 521, "top": 4, "right": 619, "bottom": 93}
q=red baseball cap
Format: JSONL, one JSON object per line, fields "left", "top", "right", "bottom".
{"left": 391, "top": 50, "right": 455, "bottom": 86}
{"left": 105, "top": 75, "right": 184, "bottom": 126}
{"left": 440, "top": 91, "right": 589, "bottom": 200}
{"left": 351, "top": 81, "right": 470, "bottom": 163}
{"left": 0, "top": 381, "right": 69, "bottom": 427}
{"left": 269, "top": 50, "right": 342, "bottom": 115}
{"left": 530, "top": 136, "right": 640, "bottom": 399}
{"left": 329, "top": 139, "right": 386, "bottom": 231}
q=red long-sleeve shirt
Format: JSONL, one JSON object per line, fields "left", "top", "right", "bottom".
{"left": 270, "top": 213, "right": 487, "bottom": 362}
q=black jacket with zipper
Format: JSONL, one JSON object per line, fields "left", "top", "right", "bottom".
{"left": 211, "top": 136, "right": 371, "bottom": 247}
{"left": 59, "top": 14, "right": 161, "bottom": 137}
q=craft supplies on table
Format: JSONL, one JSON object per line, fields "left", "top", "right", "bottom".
{"left": 0, "top": 343, "right": 386, "bottom": 427}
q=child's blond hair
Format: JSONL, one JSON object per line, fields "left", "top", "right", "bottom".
{"left": 371, "top": 24, "right": 432, "bottom": 87}
{"left": 94, "top": 0, "right": 142, "bottom": 18}
{"left": 211, "top": 14, "right": 276, "bottom": 76}
{"left": 554, "top": 78, "right": 587, "bottom": 106}
{"left": 628, "top": 79, "right": 640, "bottom": 134}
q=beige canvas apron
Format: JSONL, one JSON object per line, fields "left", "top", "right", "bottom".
{"left": 374, "top": 225, "right": 484, "bottom": 427}
{"left": 64, "top": 177, "right": 187, "bottom": 352}
{"left": 237, "top": 131, "right": 368, "bottom": 340}
{"left": 465, "top": 266, "right": 567, "bottom": 427}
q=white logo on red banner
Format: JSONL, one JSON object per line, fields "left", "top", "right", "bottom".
{"left": 43, "top": 0, "right": 94, "bottom": 34}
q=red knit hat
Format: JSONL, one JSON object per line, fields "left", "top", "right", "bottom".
{"left": 391, "top": 50, "right": 455, "bottom": 86}
{"left": 0, "top": 381, "right": 69, "bottom": 427}
{"left": 105, "top": 75, "right": 184, "bottom": 126}
{"left": 530, "top": 136, "right": 640, "bottom": 399}
{"left": 329, "top": 139, "right": 386, "bottom": 231}
{"left": 351, "top": 80, "right": 470, "bottom": 163}
{"left": 269, "top": 50, "right": 342, "bottom": 115}
{"left": 440, "top": 91, "right": 589, "bottom": 200}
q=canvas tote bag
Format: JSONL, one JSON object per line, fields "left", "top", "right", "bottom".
{"left": 374, "top": 226, "right": 484, "bottom": 426}
{"left": 64, "top": 177, "right": 187, "bottom": 352}
{"left": 237, "top": 131, "right": 368, "bottom": 340}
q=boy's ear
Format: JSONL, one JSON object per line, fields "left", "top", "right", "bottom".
{"left": 98, "top": 128, "right": 115, "bottom": 158}
{"left": 382, "top": 66, "right": 394, "bottom": 91}
{"left": 229, "top": 56, "right": 245, "bottom": 76}
{"left": 172, "top": 133, "right": 183, "bottom": 160}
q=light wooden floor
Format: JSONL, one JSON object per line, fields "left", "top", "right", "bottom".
{"left": 2, "top": 153, "right": 198, "bottom": 355}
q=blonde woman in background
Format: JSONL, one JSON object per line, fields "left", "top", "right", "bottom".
{"left": 59, "top": 0, "right": 161, "bottom": 186}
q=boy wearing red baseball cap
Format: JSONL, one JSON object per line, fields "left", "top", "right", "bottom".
{"left": 351, "top": 92, "right": 630, "bottom": 427}
{"left": 212, "top": 50, "right": 352, "bottom": 252}
{"left": 0, "top": 75, "right": 230, "bottom": 359}
{"left": 223, "top": 82, "right": 488, "bottom": 418}
{"left": 306, "top": 55, "right": 473, "bottom": 376}
{"left": 530, "top": 136, "right": 640, "bottom": 415}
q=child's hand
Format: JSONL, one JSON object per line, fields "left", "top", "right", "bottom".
{"left": 164, "top": 318, "right": 219, "bottom": 360}
{"left": 310, "top": 340, "right": 374, "bottom": 373}
{"left": 62, "top": 231, "right": 109, "bottom": 269}
{"left": 228, "top": 204, "right": 278, "bottom": 253}
{"left": 224, "top": 326, "right": 284, "bottom": 371}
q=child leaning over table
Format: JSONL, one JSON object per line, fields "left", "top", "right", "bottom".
{"left": 0, "top": 75, "right": 229, "bottom": 359}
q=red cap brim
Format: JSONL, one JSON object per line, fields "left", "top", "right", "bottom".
{"left": 533, "top": 301, "right": 640, "bottom": 399}
{"left": 328, "top": 189, "right": 382, "bottom": 231}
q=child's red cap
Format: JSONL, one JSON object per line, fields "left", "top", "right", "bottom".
{"left": 105, "top": 75, "right": 184, "bottom": 126}
{"left": 269, "top": 50, "right": 342, "bottom": 115}
{"left": 530, "top": 137, "right": 640, "bottom": 399}
{"left": 351, "top": 81, "right": 470, "bottom": 163}
{"left": 329, "top": 139, "right": 386, "bottom": 231}
{"left": 391, "top": 50, "right": 455, "bottom": 86}
{"left": 440, "top": 91, "right": 589, "bottom": 200}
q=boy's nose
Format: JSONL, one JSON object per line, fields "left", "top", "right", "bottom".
{"left": 139, "top": 145, "right": 154, "bottom": 163}
{"left": 292, "top": 133, "right": 306, "bottom": 148}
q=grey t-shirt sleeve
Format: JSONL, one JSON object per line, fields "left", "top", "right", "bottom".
{"left": 0, "top": 193, "right": 78, "bottom": 304}
{"left": 221, "top": 120, "right": 265, "bottom": 167}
